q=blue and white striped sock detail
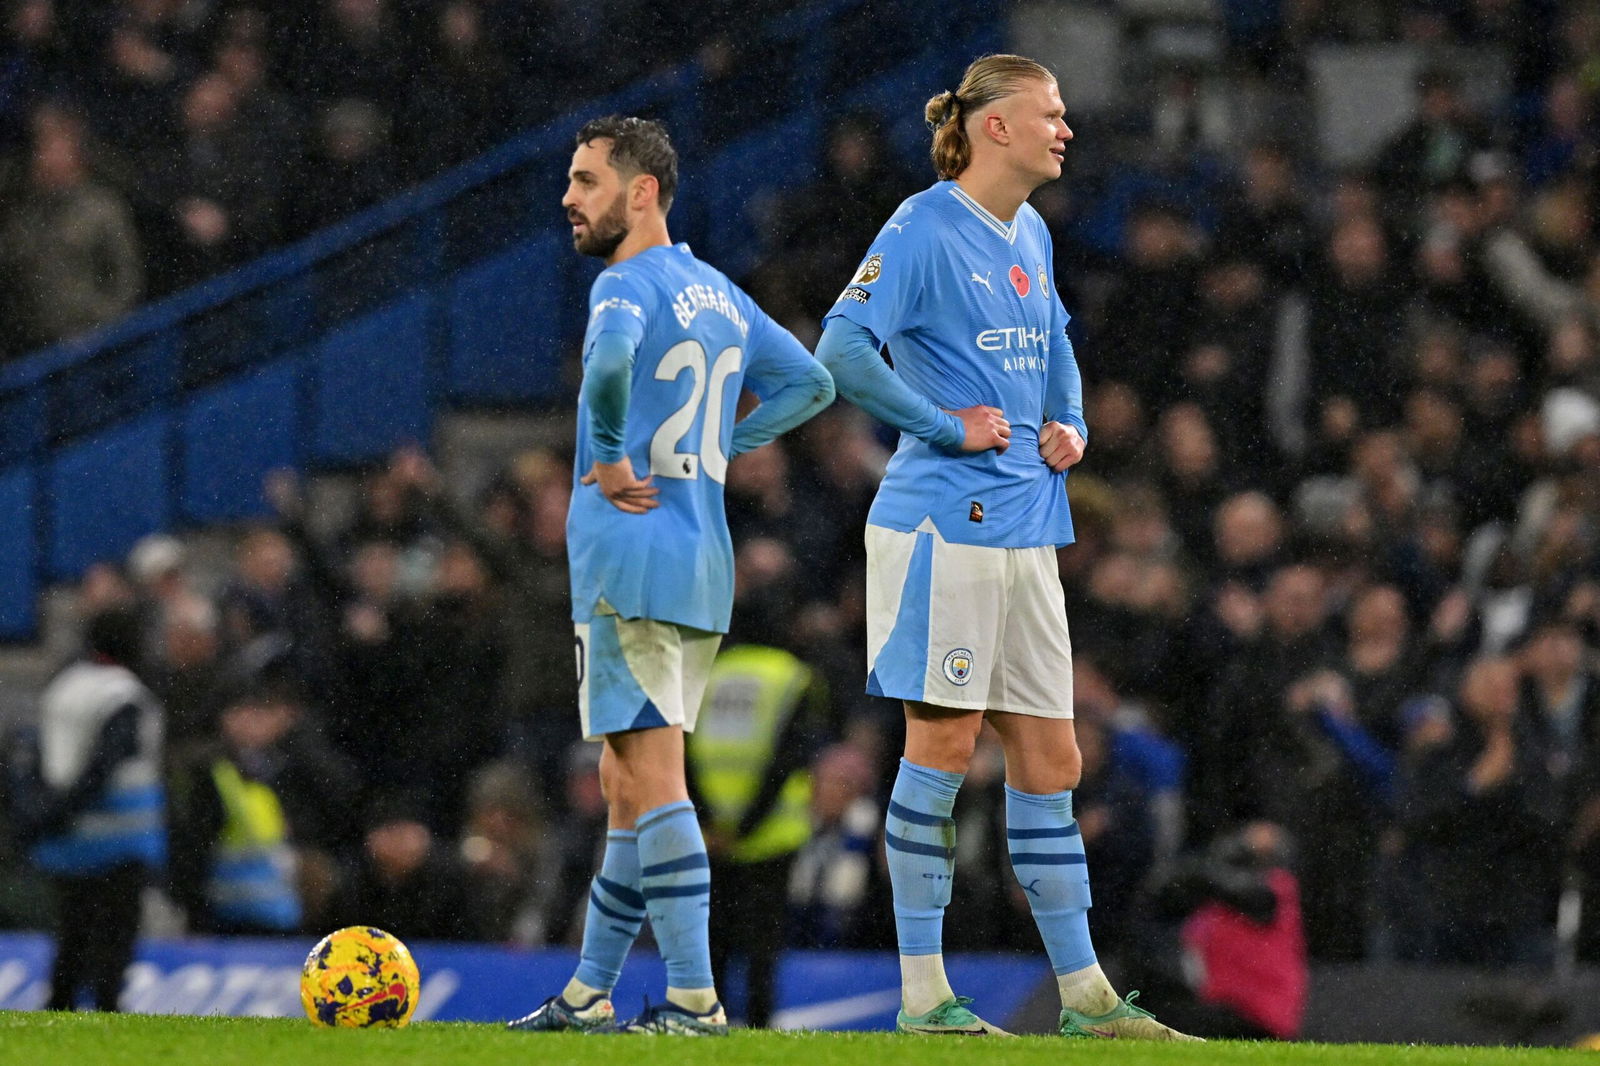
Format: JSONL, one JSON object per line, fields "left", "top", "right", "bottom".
{"left": 1005, "top": 785, "right": 1096, "bottom": 975}
{"left": 885, "top": 758, "right": 964, "bottom": 956}
{"left": 574, "top": 829, "right": 645, "bottom": 993}
{"left": 636, "top": 800, "right": 714, "bottom": 989}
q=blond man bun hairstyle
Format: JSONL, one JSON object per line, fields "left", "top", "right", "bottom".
{"left": 925, "top": 53, "right": 1056, "bottom": 180}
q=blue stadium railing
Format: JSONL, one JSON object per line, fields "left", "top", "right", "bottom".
{"left": 0, "top": 0, "right": 999, "bottom": 639}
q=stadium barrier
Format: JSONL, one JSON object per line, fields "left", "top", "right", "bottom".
{"left": 5, "top": 930, "right": 1600, "bottom": 1042}
{"left": 0, "top": 931, "right": 1043, "bottom": 1030}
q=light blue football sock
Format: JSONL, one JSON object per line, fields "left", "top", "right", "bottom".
{"left": 885, "top": 758, "right": 964, "bottom": 956}
{"left": 1005, "top": 785, "right": 1097, "bottom": 975}
{"left": 636, "top": 800, "right": 714, "bottom": 990}
{"left": 572, "top": 829, "right": 645, "bottom": 995}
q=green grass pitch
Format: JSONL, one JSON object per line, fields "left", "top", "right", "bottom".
{"left": 0, "top": 1013, "right": 1595, "bottom": 1066}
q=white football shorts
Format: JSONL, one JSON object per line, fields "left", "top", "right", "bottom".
{"left": 575, "top": 599, "right": 722, "bottom": 740}
{"left": 865, "top": 523, "right": 1073, "bottom": 717}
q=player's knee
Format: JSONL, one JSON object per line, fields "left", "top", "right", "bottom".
{"left": 600, "top": 748, "right": 645, "bottom": 819}
{"left": 1010, "top": 740, "right": 1081, "bottom": 793}
{"left": 1048, "top": 739, "right": 1084, "bottom": 792}
{"left": 1060, "top": 747, "right": 1083, "bottom": 792}
{"left": 603, "top": 768, "right": 641, "bottom": 825}
{"left": 903, "top": 708, "right": 981, "bottom": 772}
{"left": 934, "top": 726, "right": 979, "bottom": 771}
{"left": 959, "top": 730, "right": 984, "bottom": 768}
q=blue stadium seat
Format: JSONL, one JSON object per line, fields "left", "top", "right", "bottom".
{"left": 446, "top": 230, "right": 569, "bottom": 404}
{"left": 180, "top": 358, "right": 303, "bottom": 523}
{"left": 47, "top": 413, "right": 171, "bottom": 580}
{"left": 701, "top": 115, "right": 821, "bottom": 278}
{"left": 308, "top": 294, "right": 433, "bottom": 465}
{"left": 0, "top": 466, "right": 37, "bottom": 639}
{"left": 852, "top": 54, "right": 946, "bottom": 172}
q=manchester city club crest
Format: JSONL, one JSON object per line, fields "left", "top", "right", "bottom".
{"left": 943, "top": 648, "right": 974, "bottom": 686}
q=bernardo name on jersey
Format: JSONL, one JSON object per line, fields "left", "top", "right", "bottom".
{"left": 670, "top": 282, "right": 750, "bottom": 335}
{"left": 824, "top": 180, "right": 1086, "bottom": 549}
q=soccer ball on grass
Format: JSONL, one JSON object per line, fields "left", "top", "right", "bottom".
{"left": 300, "top": 926, "right": 420, "bottom": 1028}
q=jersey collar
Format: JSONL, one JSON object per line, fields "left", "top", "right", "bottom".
{"left": 948, "top": 184, "right": 1018, "bottom": 244}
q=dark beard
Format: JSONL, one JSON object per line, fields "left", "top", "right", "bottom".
{"left": 574, "top": 195, "right": 629, "bottom": 259}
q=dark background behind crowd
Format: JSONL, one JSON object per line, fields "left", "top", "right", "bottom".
{"left": 3, "top": 0, "right": 1600, "bottom": 1034}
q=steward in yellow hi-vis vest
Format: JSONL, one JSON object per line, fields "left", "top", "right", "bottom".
{"left": 167, "top": 675, "right": 311, "bottom": 936}
{"left": 687, "top": 643, "right": 826, "bottom": 1028}
{"left": 690, "top": 645, "right": 821, "bottom": 862}
{"left": 206, "top": 759, "right": 301, "bottom": 931}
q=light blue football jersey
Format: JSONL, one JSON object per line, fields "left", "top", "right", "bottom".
{"left": 568, "top": 242, "right": 813, "bottom": 633}
{"left": 823, "top": 181, "right": 1083, "bottom": 548}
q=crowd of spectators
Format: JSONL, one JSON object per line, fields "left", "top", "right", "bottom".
{"left": 4, "top": 0, "right": 1600, "bottom": 1008}
{"left": 0, "top": 0, "right": 789, "bottom": 358}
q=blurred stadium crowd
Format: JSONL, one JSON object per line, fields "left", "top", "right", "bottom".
{"left": 0, "top": 0, "right": 776, "bottom": 356}
{"left": 4, "top": 0, "right": 1600, "bottom": 1028}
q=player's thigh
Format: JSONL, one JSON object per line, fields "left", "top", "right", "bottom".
{"left": 604, "top": 721, "right": 688, "bottom": 824}
{"left": 606, "top": 724, "right": 686, "bottom": 777}
{"left": 988, "top": 544, "right": 1075, "bottom": 718}
{"left": 985, "top": 545, "right": 1079, "bottom": 791}
{"left": 903, "top": 699, "right": 986, "bottom": 773}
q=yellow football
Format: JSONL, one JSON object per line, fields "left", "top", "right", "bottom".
{"left": 300, "top": 926, "right": 420, "bottom": 1028}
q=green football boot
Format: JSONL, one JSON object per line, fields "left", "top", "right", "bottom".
{"left": 1058, "top": 990, "right": 1203, "bottom": 1041}
{"left": 896, "top": 995, "right": 1012, "bottom": 1036}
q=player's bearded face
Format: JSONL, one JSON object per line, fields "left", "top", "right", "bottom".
{"left": 571, "top": 187, "right": 629, "bottom": 258}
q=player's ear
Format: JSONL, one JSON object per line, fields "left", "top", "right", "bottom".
{"left": 631, "top": 172, "right": 661, "bottom": 213}
{"left": 982, "top": 111, "right": 1009, "bottom": 147}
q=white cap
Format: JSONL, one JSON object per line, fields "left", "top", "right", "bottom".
{"left": 1542, "top": 387, "right": 1600, "bottom": 456}
{"left": 127, "top": 533, "right": 186, "bottom": 584}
